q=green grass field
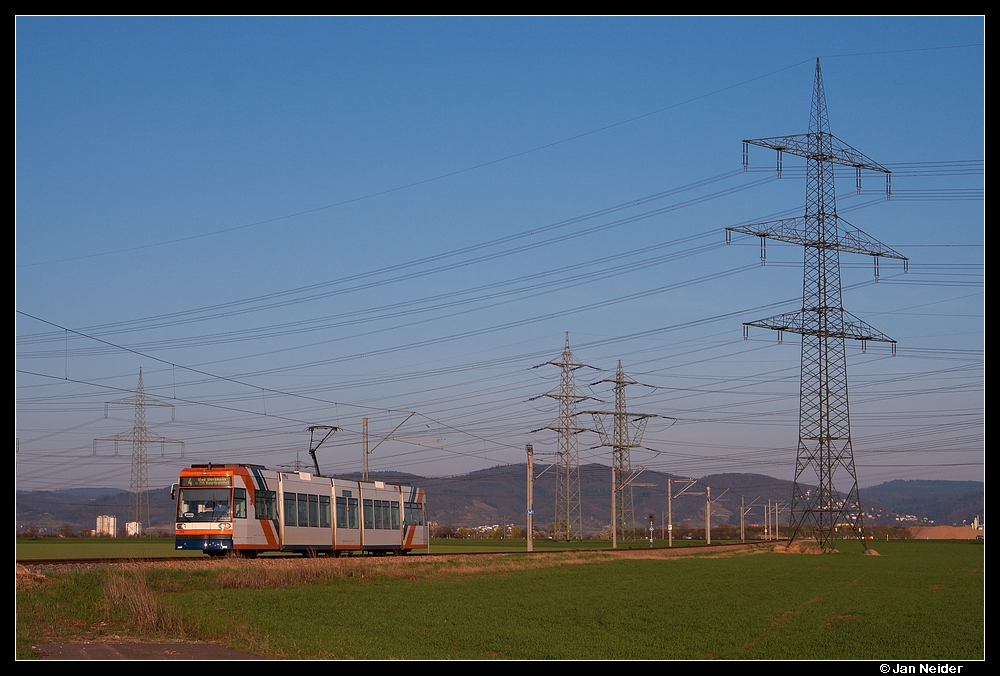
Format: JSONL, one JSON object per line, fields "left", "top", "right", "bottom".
{"left": 16, "top": 537, "right": 202, "bottom": 560}
{"left": 17, "top": 540, "right": 983, "bottom": 660}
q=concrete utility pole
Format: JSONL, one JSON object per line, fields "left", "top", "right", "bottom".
{"left": 361, "top": 418, "right": 369, "bottom": 480}
{"left": 727, "top": 59, "right": 905, "bottom": 549}
{"left": 526, "top": 444, "right": 534, "bottom": 553}
{"left": 706, "top": 486, "right": 711, "bottom": 545}
{"left": 666, "top": 478, "right": 698, "bottom": 548}
{"left": 668, "top": 479, "right": 673, "bottom": 547}
{"left": 740, "top": 496, "right": 762, "bottom": 543}
{"left": 611, "top": 463, "right": 617, "bottom": 549}
{"left": 774, "top": 500, "right": 786, "bottom": 541}
{"left": 362, "top": 412, "right": 414, "bottom": 481}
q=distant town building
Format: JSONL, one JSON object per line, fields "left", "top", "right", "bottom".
{"left": 125, "top": 521, "right": 142, "bottom": 537}
{"left": 96, "top": 514, "right": 117, "bottom": 537}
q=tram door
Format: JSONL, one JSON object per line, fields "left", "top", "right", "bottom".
{"left": 333, "top": 481, "right": 361, "bottom": 552}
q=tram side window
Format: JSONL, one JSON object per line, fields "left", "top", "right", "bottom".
{"left": 404, "top": 502, "right": 424, "bottom": 527}
{"left": 348, "top": 498, "right": 359, "bottom": 529}
{"left": 361, "top": 499, "right": 401, "bottom": 530}
{"left": 336, "top": 497, "right": 348, "bottom": 528}
{"left": 256, "top": 491, "right": 277, "bottom": 520}
{"left": 320, "top": 496, "right": 331, "bottom": 528}
{"left": 308, "top": 494, "right": 319, "bottom": 528}
{"left": 298, "top": 494, "right": 310, "bottom": 527}
{"left": 234, "top": 488, "right": 247, "bottom": 519}
{"left": 363, "top": 499, "right": 374, "bottom": 529}
{"left": 284, "top": 493, "right": 297, "bottom": 527}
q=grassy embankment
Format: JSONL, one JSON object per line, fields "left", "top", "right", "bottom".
{"left": 17, "top": 540, "right": 983, "bottom": 660}
{"left": 16, "top": 536, "right": 712, "bottom": 559}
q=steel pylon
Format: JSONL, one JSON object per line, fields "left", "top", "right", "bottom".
{"left": 96, "top": 368, "right": 183, "bottom": 535}
{"left": 727, "top": 59, "right": 906, "bottom": 548}
{"left": 585, "top": 361, "right": 656, "bottom": 542}
{"left": 539, "top": 333, "right": 588, "bottom": 540}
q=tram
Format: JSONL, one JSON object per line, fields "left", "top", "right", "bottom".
{"left": 172, "top": 464, "right": 428, "bottom": 557}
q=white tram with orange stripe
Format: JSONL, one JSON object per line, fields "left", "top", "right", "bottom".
{"left": 173, "top": 464, "right": 428, "bottom": 557}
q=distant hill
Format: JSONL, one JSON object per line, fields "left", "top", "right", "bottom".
{"left": 16, "top": 487, "right": 175, "bottom": 535}
{"left": 16, "top": 468, "right": 983, "bottom": 535}
{"left": 861, "top": 480, "right": 984, "bottom": 527}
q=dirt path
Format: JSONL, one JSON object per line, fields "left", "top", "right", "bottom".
{"left": 31, "top": 642, "right": 260, "bottom": 660}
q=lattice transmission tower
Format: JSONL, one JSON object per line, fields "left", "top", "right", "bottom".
{"left": 726, "top": 59, "right": 906, "bottom": 548}
{"left": 95, "top": 368, "right": 183, "bottom": 535}
{"left": 533, "top": 333, "right": 591, "bottom": 540}
{"left": 585, "top": 361, "right": 656, "bottom": 543}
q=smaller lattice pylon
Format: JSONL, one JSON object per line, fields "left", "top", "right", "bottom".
{"left": 94, "top": 368, "right": 184, "bottom": 535}
{"left": 583, "top": 361, "right": 660, "bottom": 543}
{"left": 529, "top": 333, "right": 595, "bottom": 541}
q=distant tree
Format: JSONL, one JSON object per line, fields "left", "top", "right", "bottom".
{"left": 78, "top": 527, "right": 94, "bottom": 538}
{"left": 58, "top": 523, "right": 75, "bottom": 538}
{"left": 432, "top": 525, "right": 455, "bottom": 538}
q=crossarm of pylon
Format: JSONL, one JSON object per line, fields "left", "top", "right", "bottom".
{"left": 542, "top": 425, "right": 589, "bottom": 434}
{"left": 841, "top": 311, "right": 896, "bottom": 343}
{"left": 727, "top": 218, "right": 906, "bottom": 260}
{"left": 746, "top": 310, "right": 895, "bottom": 343}
{"left": 745, "top": 311, "right": 804, "bottom": 334}
{"left": 146, "top": 433, "right": 185, "bottom": 444}
{"left": 744, "top": 133, "right": 889, "bottom": 172}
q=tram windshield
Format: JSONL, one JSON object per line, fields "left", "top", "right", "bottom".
{"left": 177, "top": 488, "right": 232, "bottom": 522}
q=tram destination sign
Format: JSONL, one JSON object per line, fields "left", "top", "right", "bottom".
{"left": 181, "top": 476, "right": 232, "bottom": 487}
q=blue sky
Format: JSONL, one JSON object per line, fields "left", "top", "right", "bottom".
{"left": 15, "top": 17, "right": 983, "bottom": 493}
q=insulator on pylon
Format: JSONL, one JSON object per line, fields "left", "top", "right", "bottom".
{"left": 886, "top": 174, "right": 891, "bottom": 200}
{"left": 856, "top": 166, "right": 862, "bottom": 194}
{"left": 760, "top": 237, "right": 766, "bottom": 265}
{"left": 903, "top": 259, "right": 908, "bottom": 274}
{"left": 873, "top": 255, "right": 880, "bottom": 282}
{"left": 743, "top": 142, "right": 749, "bottom": 171}
{"left": 861, "top": 339, "right": 867, "bottom": 354}
{"left": 891, "top": 342, "right": 897, "bottom": 356}
{"left": 726, "top": 229, "right": 731, "bottom": 245}
{"left": 776, "top": 150, "right": 783, "bottom": 178}
{"left": 777, "top": 330, "right": 783, "bottom": 345}
{"left": 743, "top": 325, "right": 749, "bottom": 340}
